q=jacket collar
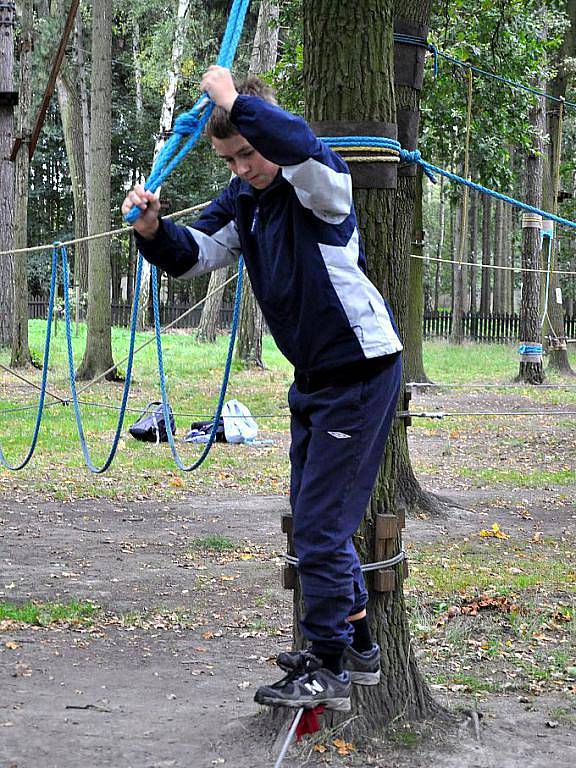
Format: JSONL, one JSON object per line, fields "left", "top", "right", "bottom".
{"left": 237, "top": 169, "right": 286, "bottom": 200}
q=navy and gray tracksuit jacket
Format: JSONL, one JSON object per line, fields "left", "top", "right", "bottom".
{"left": 136, "top": 94, "right": 403, "bottom": 375}
{"left": 136, "top": 95, "right": 403, "bottom": 652}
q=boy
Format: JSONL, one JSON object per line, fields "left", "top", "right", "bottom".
{"left": 122, "top": 65, "right": 402, "bottom": 712}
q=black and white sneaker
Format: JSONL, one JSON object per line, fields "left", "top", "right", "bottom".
{"left": 277, "top": 644, "right": 381, "bottom": 686}
{"left": 343, "top": 643, "right": 381, "bottom": 685}
{"left": 254, "top": 651, "right": 351, "bottom": 711}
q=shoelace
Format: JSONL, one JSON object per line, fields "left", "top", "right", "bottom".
{"left": 271, "top": 651, "right": 322, "bottom": 689}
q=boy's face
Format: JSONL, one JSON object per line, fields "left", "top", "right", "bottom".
{"left": 212, "top": 134, "right": 279, "bottom": 190}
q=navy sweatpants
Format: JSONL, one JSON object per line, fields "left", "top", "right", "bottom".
{"left": 288, "top": 353, "right": 402, "bottom": 652}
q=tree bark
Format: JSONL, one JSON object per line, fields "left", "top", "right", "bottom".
{"left": 542, "top": 0, "right": 576, "bottom": 374}
{"left": 404, "top": 166, "right": 430, "bottom": 383}
{"left": 480, "top": 195, "right": 492, "bottom": 314}
{"left": 0, "top": 1, "right": 15, "bottom": 347}
{"left": 56, "top": 63, "right": 89, "bottom": 294}
{"left": 235, "top": 0, "right": 280, "bottom": 367}
{"left": 493, "top": 198, "right": 505, "bottom": 313}
{"left": 516, "top": 87, "right": 545, "bottom": 385}
{"left": 10, "top": 0, "right": 32, "bottom": 367}
{"left": 137, "top": 0, "right": 191, "bottom": 331}
{"left": 290, "top": 0, "right": 438, "bottom": 739}
{"left": 468, "top": 189, "right": 478, "bottom": 313}
{"left": 75, "top": 0, "right": 115, "bottom": 380}
{"left": 196, "top": 267, "right": 229, "bottom": 343}
{"left": 433, "top": 175, "right": 445, "bottom": 311}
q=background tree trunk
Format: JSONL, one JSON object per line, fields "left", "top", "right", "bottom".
{"left": 0, "top": 1, "right": 15, "bottom": 347}
{"left": 543, "top": 0, "right": 576, "bottom": 374}
{"left": 235, "top": 0, "right": 280, "bottom": 367}
{"left": 76, "top": 0, "right": 115, "bottom": 380}
{"left": 294, "top": 0, "right": 438, "bottom": 739}
{"left": 10, "top": 0, "right": 33, "bottom": 367}
{"left": 517, "top": 87, "right": 545, "bottom": 385}
{"left": 493, "top": 198, "right": 505, "bottom": 313}
{"left": 468, "top": 188, "right": 478, "bottom": 313}
{"left": 137, "top": 0, "right": 191, "bottom": 331}
{"left": 196, "top": 268, "right": 229, "bottom": 343}
{"left": 480, "top": 194, "right": 492, "bottom": 314}
{"left": 56, "top": 65, "right": 89, "bottom": 295}
{"left": 404, "top": 165, "right": 431, "bottom": 383}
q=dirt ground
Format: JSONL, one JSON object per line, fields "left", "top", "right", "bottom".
{"left": 1, "top": 384, "right": 575, "bottom": 767}
{"left": 0, "top": 485, "right": 574, "bottom": 768}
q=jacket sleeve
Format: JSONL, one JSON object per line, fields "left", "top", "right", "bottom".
{"left": 230, "top": 95, "right": 352, "bottom": 224}
{"left": 135, "top": 183, "right": 241, "bottom": 279}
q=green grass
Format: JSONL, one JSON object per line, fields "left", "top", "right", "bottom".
{"left": 187, "top": 534, "right": 237, "bottom": 552}
{"left": 1, "top": 322, "right": 574, "bottom": 499}
{"left": 0, "top": 600, "right": 96, "bottom": 626}
{"left": 458, "top": 467, "right": 576, "bottom": 487}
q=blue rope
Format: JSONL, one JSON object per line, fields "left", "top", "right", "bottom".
{"left": 61, "top": 244, "right": 143, "bottom": 474}
{"left": 399, "top": 149, "right": 576, "bottom": 231}
{"left": 151, "top": 258, "right": 244, "bottom": 471}
{"left": 321, "top": 136, "right": 401, "bottom": 151}
{"left": 124, "top": 0, "right": 251, "bottom": 224}
{"left": 393, "top": 33, "right": 576, "bottom": 108}
{"left": 0, "top": 247, "right": 58, "bottom": 470}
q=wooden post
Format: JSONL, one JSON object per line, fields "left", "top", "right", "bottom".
{"left": 281, "top": 513, "right": 297, "bottom": 590}
{"left": 373, "top": 513, "right": 397, "bottom": 592}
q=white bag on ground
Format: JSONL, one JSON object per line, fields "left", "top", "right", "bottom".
{"left": 221, "top": 399, "right": 258, "bottom": 444}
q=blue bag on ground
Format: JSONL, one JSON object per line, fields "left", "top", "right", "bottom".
{"left": 129, "top": 401, "right": 176, "bottom": 443}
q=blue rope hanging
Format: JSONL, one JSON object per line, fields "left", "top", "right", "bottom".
{"left": 152, "top": 256, "right": 245, "bottom": 472}
{"left": 0, "top": 247, "right": 58, "bottom": 471}
{"left": 61, "top": 244, "right": 143, "bottom": 474}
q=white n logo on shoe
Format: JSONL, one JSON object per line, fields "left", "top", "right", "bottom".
{"left": 304, "top": 680, "right": 324, "bottom": 695}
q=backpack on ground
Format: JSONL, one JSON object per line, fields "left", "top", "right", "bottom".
{"left": 129, "top": 401, "right": 175, "bottom": 443}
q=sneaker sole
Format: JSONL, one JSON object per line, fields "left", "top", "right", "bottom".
{"left": 349, "top": 669, "right": 380, "bottom": 686}
{"left": 255, "top": 694, "right": 351, "bottom": 712}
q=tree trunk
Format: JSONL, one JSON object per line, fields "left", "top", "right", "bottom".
{"left": 450, "top": 196, "right": 465, "bottom": 342}
{"left": 75, "top": 7, "right": 91, "bottom": 223}
{"left": 10, "top": 0, "right": 32, "bottom": 367}
{"left": 433, "top": 175, "right": 445, "bottom": 311}
{"left": 480, "top": 194, "right": 492, "bottom": 314}
{"left": 0, "top": 1, "right": 15, "bottom": 347}
{"left": 516, "top": 87, "right": 545, "bottom": 385}
{"left": 404, "top": 166, "right": 430, "bottom": 383}
{"left": 468, "top": 189, "right": 478, "bottom": 312}
{"left": 293, "top": 0, "right": 438, "bottom": 738}
{"left": 235, "top": 0, "right": 280, "bottom": 367}
{"left": 543, "top": 0, "right": 576, "bottom": 374}
{"left": 56, "top": 65, "right": 89, "bottom": 294}
{"left": 137, "top": 0, "right": 191, "bottom": 331}
{"left": 196, "top": 268, "right": 229, "bottom": 343}
{"left": 493, "top": 198, "right": 505, "bottom": 313}
{"left": 75, "top": 0, "right": 115, "bottom": 380}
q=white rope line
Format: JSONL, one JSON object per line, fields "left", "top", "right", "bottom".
{"left": 410, "top": 252, "right": 576, "bottom": 276}
{"left": 0, "top": 362, "right": 66, "bottom": 403}
{"left": 402, "top": 410, "right": 576, "bottom": 418}
{"left": 407, "top": 382, "right": 576, "bottom": 390}
{"left": 0, "top": 201, "right": 211, "bottom": 257}
{"left": 75, "top": 269, "right": 239, "bottom": 395}
{"left": 283, "top": 551, "right": 408, "bottom": 572}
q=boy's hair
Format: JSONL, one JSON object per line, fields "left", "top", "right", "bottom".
{"left": 205, "top": 76, "right": 277, "bottom": 139}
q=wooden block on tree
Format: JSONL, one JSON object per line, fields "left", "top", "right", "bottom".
{"left": 376, "top": 513, "right": 397, "bottom": 541}
{"left": 281, "top": 564, "right": 296, "bottom": 590}
{"left": 281, "top": 513, "right": 293, "bottom": 535}
{"left": 403, "top": 560, "right": 409, "bottom": 580}
{"left": 396, "top": 506, "right": 406, "bottom": 530}
{"left": 374, "top": 569, "right": 395, "bottom": 592}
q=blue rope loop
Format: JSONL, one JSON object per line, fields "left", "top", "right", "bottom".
{"left": 0, "top": 246, "right": 58, "bottom": 471}
{"left": 393, "top": 33, "right": 438, "bottom": 77}
{"left": 124, "top": 0, "right": 251, "bottom": 225}
{"left": 152, "top": 257, "right": 244, "bottom": 472}
{"left": 320, "top": 136, "right": 401, "bottom": 151}
{"left": 61, "top": 244, "right": 143, "bottom": 474}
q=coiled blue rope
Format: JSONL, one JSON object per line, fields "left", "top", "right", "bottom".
{"left": 0, "top": 247, "right": 58, "bottom": 470}
{"left": 61, "top": 244, "right": 143, "bottom": 474}
{"left": 124, "top": 0, "right": 251, "bottom": 224}
{"left": 151, "top": 257, "right": 244, "bottom": 471}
